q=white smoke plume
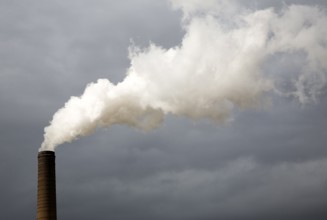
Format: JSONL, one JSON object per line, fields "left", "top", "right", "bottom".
{"left": 40, "top": 0, "right": 327, "bottom": 151}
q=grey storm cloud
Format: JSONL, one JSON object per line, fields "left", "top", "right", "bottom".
{"left": 1, "top": 0, "right": 327, "bottom": 220}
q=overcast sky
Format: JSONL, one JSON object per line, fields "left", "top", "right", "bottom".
{"left": 1, "top": 0, "right": 327, "bottom": 219}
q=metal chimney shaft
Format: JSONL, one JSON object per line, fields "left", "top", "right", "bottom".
{"left": 37, "top": 151, "right": 57, "bottom": 220}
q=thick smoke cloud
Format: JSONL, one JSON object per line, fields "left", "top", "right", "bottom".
{"left": 41, "top": 0, "right": 327, "bottom": 151}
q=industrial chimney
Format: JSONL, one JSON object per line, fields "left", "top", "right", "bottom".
{"left": 37, "top": 151, "right": 57, "bottom": 220}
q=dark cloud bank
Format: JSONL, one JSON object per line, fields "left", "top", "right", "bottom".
{"left": 0, "top": 0, "right": 327, "bottom": 219}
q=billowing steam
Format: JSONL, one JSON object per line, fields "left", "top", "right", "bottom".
{"left": 40, "top": 0, "right": 327, "bottom": 151}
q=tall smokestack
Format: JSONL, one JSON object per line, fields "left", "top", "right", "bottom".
{"left": 37, "top": 151, "right": 57, "bottom": 220}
